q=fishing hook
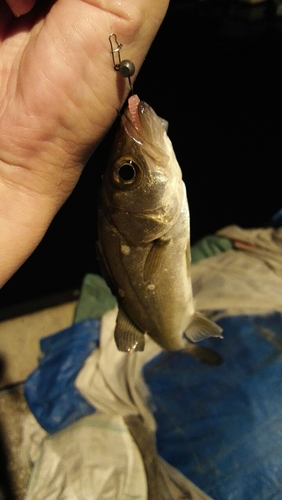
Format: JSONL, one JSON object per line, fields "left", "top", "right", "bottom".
{"left": 109, "top": 33, "right": 135, "bottom": 94}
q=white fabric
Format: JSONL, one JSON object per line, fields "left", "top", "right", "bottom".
{"left": 24, "top": 412, "right": 147, "bottom": 500}
{"left": 192, "top": 226, "right": 282, "bottom": 318}
{"left": 75, "top": 307, "right": 161, "bottom": 432}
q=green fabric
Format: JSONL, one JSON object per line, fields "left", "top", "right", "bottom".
{"left": 74, "top": 274, "right": 117, "bottom": 323}
{"left": 191, "top": 235, "right": 232, "bottom": 264}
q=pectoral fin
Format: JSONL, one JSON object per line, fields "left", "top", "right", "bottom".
{"left": 144, "top": 238, "right": 170, "bottom": 281}
{"left": 114, "top": 308, "right": 145, "bottom": 352}
{"left": 184, "top": 312, "right": 223, "bottom": 343}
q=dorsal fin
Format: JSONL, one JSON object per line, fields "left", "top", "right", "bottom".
{"left": 184, "top": 312, "right": 223, "bottom": 343}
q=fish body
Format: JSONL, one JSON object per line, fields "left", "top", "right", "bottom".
{"left": 97, "top": 95, "right": 222, "bottom": 354}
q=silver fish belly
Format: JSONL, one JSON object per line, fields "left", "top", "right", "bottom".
{"left": 97, "top": 95, "right": 222, "bottom": 354}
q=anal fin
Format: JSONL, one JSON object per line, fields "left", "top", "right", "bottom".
{"left": 184, "top": 312, "right": 223, "bottom": 343}
{"left": 114, "top": 308, "right": 145, "bottom": 352}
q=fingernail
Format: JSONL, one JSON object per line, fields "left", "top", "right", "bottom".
{"left": 10, "top": 2, "right": 35, "bottom": 17}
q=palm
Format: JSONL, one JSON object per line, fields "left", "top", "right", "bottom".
{"left": 0, "top": 0, "right": 140, "bottom": 201}
{"left": 0, "top": 0, "right": 168, "bottom": 286}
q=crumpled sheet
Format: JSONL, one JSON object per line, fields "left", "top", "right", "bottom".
{"left": 192, "top": 225, "right": 282, "bottom": 317}
{"left": 22, "top": 412, "right": 148, "bottom": 500}
{"left": 75, "top": 307, "right": 160, "bottom": 431}
{"left": 217, "top": 224, "right": 282, "bottom": 277}
{"left": 23, "top": 410, "right": 210, "bottom": 500}
{"left": 24, "top": 308, "right": 212, "bottom": 500}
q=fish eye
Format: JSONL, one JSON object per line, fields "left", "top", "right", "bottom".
{"left": 118, "top": 163, "right": 135, "bottom": 181}
{"left": 113, "top": 160, "right": 140, "bottom": 186}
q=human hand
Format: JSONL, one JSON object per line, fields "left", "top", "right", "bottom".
{"left": 0, "top": 0, "right": 169, "bottom": 286}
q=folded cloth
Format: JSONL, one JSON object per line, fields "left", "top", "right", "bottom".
{"left": 191, "top": 235, "right": 232, "bottom": 264}
{"left": 192, "top": 226, "right": 282, "bottom": 318}
{"left": 74, "top": 274, "right": 117, "bottom": 323}
{"left": 217, "top": 225, "right": 282, "bottom": 278}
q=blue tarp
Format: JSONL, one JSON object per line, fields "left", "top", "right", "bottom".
{"left": 143, "top": 313, "right": 282, "bottom": 500}
{"left": 25, "top": 319, "right": 98, "bottom": 433}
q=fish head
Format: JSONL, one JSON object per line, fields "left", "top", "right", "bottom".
{"left": 101, "top": 95, "right": 184, "bottom": 243}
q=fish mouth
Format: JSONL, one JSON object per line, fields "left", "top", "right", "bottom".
{"left": 121, "top": 95, "right": 169, "bottom": 163}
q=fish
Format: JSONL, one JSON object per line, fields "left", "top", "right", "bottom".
{"left": 97, "top": 95, "right": 223, "bottom": 361}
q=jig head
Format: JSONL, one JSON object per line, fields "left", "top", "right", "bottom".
{"left": 109, "top": 33, "right": 135, "bottom": 93}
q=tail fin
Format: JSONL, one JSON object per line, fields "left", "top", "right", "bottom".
{"left": 182, "top": 342, "right": 223, "bottom": 365}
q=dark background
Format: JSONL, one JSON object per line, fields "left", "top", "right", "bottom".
{"left": 1, "top": 0, "right": 281, "bottom": 310}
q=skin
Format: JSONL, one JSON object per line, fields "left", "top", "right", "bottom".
{"left": 0, "top": 0, "right": 169, "bottom": 287}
